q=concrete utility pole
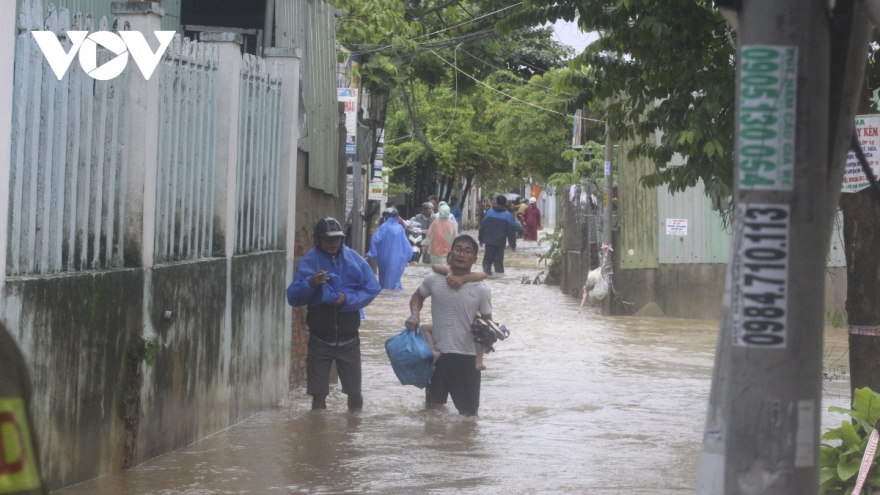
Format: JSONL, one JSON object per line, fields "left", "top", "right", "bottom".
{"left": 602, "top": 96, "right": 613, "bottom": 316}
{"left": 696, "top": 1, "right": 870, "bottom": 494}
{"left": 352, "top": 161, "right": 364, "bottom": 253}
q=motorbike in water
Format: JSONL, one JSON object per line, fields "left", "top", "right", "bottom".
{"left": 406, "top": 226, "right": 425, "bottom": 263}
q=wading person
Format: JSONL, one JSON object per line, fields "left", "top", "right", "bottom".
{"left": 287, "top": 217, "right": 381, "bottom": 412}
{"left": 450, "top": 196, "right": 463, "bottom": 226}
{"left": 405, "top": 235, "right": 492, "bottom": 416}
{"left": 0, "top": 323, "right": 47, "bottom": 495}
{"left": 378, "top": 201, "right": 407, "bottom": 229}
{"left": 478, "top": 195, "right": 517, "bottom": 275}
{"left": 424, "top": 204, "right": 458, "bottom": 264}
{"left": 521, "top": 197, "right": 543, "bottom": 241}
{"left": 409, "top": 202, "right": 435, "bottom": 263}
{"left": 365, "top": 209, "right": 412, "bottom": 291}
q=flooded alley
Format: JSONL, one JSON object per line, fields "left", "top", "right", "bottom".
{"left": 57, "top": 237, "right": 852, "bottom": 495}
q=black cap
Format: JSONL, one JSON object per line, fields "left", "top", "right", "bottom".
{"left": 314, "top": 217, "right": 345, "bottom": 238}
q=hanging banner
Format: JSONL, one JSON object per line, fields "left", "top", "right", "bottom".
{"left": 338, "top": 88, "right": 358, "bottom": 154}
{"left": 843, "top": 114, "right": 880, "bottom": 193}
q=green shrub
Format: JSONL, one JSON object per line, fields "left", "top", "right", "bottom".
{"left": 821, "top": 387, "right": 880, "bottom": 494}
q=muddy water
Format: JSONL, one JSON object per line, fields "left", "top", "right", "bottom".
{"left": 57, "top": 237, "right": 852, "bottom": 494}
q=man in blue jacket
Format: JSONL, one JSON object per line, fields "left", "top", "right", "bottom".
{"left": 478, "top": 195, "right": 517, "bottom": 275}
{"left": 287, "top": 217, "right": 381, "bottom": 411}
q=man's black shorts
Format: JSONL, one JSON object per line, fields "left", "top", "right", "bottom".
{"left": 425, "top": 353, "right": 481, "bottom": 416}
{"left": 306, "top": 336, "right": 361, "bottom": 396}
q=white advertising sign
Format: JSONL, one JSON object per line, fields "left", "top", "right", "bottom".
{"left": 338, "top": 88, "right": 358, "bottom": 154}
{"left": 665, "top": 218, "right": 688, "bottom": 236}
{"left": 732, "top": 203, "right": 790, "bottom": 348}
{"left": 844, "top": 114, "right": 880, "bottom": 193}
{"left": 368, "top": 181, "right": 384, "bottom": 201}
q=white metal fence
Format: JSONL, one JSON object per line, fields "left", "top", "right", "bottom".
{"left": 9, "top": 1, "right": 289, "bottom": 272}
{"left": 154, "top": 35, "right": 219, "bottom": 263}
{"left": 236, "top": 55, "right": 283, "bottom": 254}
{"left": 8, "top": 0, "right": 128, "bottom": 276}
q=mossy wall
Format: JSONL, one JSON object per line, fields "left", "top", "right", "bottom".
{"left": 137, "top": 253, "right": 288, "bottom": 464}
{"left": 2, "top": 254, "right": 289, "bottom": 489}
{"left": 1, "top": 269, "right": 143, "bottom": 491}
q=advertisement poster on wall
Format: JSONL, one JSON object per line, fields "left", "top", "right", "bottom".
{"left": 338, "top": 88, "right": 357, "bottom": 154}
{"left": 845, "top": 114, "right": 880, "bottom": 193}
{"left": 666, "top": 218, "right": 688, "bottom": 236}
{"left": 368, "top": 181, "right": 384, "bottom": 201}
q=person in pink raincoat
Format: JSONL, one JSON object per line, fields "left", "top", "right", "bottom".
{"left": 424, "top": 205, "right": 458, "bottom": 264}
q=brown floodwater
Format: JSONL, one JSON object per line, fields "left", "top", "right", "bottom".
{"left": 56, "top": 237, "right": 852, "bottom": 494}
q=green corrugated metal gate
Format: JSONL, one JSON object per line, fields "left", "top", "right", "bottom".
{"left": 617, "top": 137, "right": 659, "bottom": 269}
{"left": 275, "top": 0, "right": 340, "bottom": 196}
{"left": 616, "top": 140, "right": 845, "bottom": 268}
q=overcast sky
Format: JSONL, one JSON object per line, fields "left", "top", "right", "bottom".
{"left": 550, "top": 19, "right": 599, "bottom": 57}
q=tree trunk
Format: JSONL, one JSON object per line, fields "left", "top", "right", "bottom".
{"left": 843, "top": 188, "right": 880, "bottom": 395}
{"left": 442, "top": 176, "right": 454, "bottom": 202}
{"left": 461, "top": 174, "right": 473, "bottom": 206}
{"left": 844, "top": 54, "right": 880, "bottom": 397}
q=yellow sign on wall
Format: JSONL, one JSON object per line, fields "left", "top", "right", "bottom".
{"left": 0, "top": 398, "right": 40, "bottom": 494}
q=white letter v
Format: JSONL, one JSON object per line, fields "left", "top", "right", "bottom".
{"left": 32, "top": 31, "right": 88, "bottom": 80}
{"left": 120, "top": 31, "right": 175, "bottom": 81}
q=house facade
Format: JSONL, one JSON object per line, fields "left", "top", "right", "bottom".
{"left": 1, "top": 0, "right": 344, "bottom": 490}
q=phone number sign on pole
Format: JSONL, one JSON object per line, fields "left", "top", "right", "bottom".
{"left": 738, "top": 45, "right": 797, "bottom": 191}
{"left": 732, "top": 204, "right": 790, "bottom": 348}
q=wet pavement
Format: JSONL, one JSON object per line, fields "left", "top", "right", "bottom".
{"left": 56, "top": 234, "right": 852, "bottom": 494}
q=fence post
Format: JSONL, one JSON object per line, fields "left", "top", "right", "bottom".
{"left": 201, "top": 32, "right": 242, "bottom": 259}
{"left": 0, "top": 0, "right": 16, "bottom": 289}
{"left": 112, "top": 2, "right": 164, "bottom": 268}
{"left": 265, "top": 47, "right": 301, "bottom": 392}
{"left": 264, "top": 47, "right": 301, "bottom": 265}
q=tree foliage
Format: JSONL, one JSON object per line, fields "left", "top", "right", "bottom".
{"left": 334, "top": 0, "right": 582, "bottom": 200}
{"left": 499, "top": 0, "right": 736, "bottom": 198}
{"left": 380, "top": 67, "right": 588, "bottom": 202}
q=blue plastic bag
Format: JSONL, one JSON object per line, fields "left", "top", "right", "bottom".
{"left": 385, "top": 327, "right": 435, "bottom": 388}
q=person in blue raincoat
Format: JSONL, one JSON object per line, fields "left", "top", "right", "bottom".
{"left": 287, "top": 217, "right": 381, "bottom": 412}
{"left": 365, "top": 208, "right": 412, "bottom": 291}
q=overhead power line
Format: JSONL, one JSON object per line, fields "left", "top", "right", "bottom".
{"left": 350, "top": 3, "right": 523, "bottom": 55}
{"left": 458, "top": 48, "right": 582, "bottom": 98}
{"left": 429, "top": 50, "right": 601, "bottom": 122}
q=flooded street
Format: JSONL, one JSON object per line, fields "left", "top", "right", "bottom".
{"left": 57, "top": 236, "right": 852, "bottom": 494}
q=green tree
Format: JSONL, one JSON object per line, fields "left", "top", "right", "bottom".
{"left": 490, "top": 69, "right": 588, "bottom": 181}
{"left": 499, "top": 0, "right": 736, "bottom": 199}
{"left": 382, "top": 80, "right": 507, "bottom": 202}
{"left": 334, "top": 0, "right": 576, "bottom": 206}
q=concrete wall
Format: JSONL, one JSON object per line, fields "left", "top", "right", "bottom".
{"left": 0, "top": 4, "right": 303, "bottom": 491}
{"left": 1, "top": 270, "right": 143, "bottom": 488}
{"left": 612, "top": 263, "right": 728, "bottom": 320}
{"left": 611, "top": 255, "right": 848, "bottom": 320}
{"left": 0, "top": 254, "right": 289, "bottom": 490}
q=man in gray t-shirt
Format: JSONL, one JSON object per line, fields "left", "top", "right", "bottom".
{"left": 406, "top": 235, "right": 492, "bottom": 416}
